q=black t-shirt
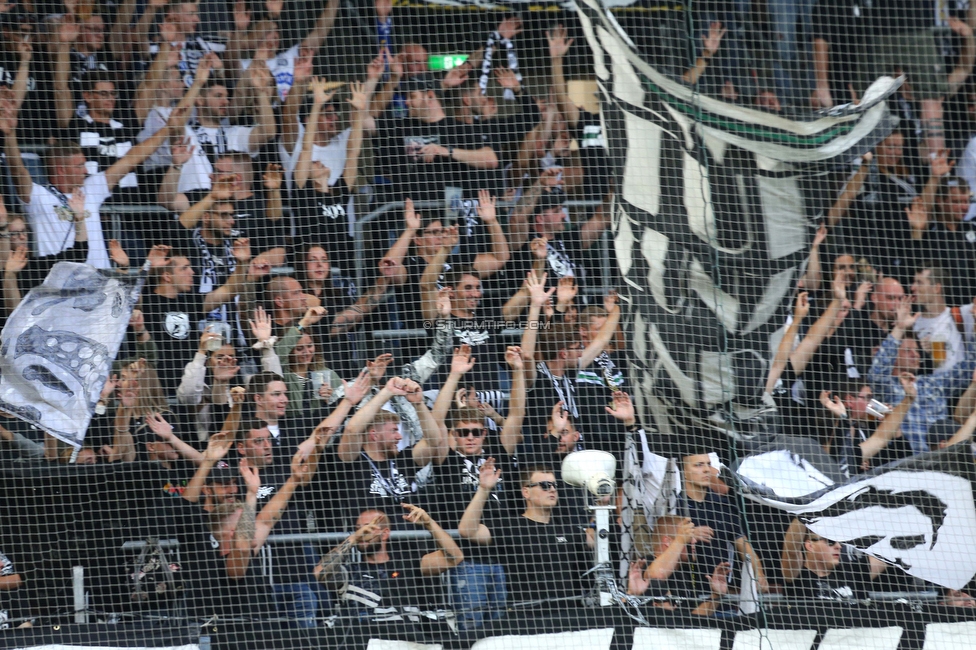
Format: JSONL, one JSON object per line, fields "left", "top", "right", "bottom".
{"left": 233, "top": 192, "right": 284, "bottom": 258}
{"left": 491, "top": 513, "right": 590, "bottom": 604}
{"left": 250, "top": 457, "right": 314, "bottom": 586}
{"left": 333, "top": 550, "right": 433, "bottom": 614}
{"left": 140, "top": 290, "right": 207, "bottom": 393}
{"left": 426, "top": 449, "right": 514, "bottom": 564}
{"left": 683, "top": 492, "right": 744, "bottom": 588}
{"left": 575, "top": 351, "right": 627, "bottom": 456}
{"left": 843, "top": 168, "right": 917, "bottom": 283}
{"left": 291, "top": 180, "right": 353, "bottom": 273}
{"left": 172, "top": 498, "right": 272, "bottom": 620}
{"left": 786, "top": 553, "right": 874, "bottom": 603}
{"left": 337, "top": 449, "right": 426, "bottom": 524}
{"left": 425, "top": 310, "right": 506, "bottom": 390}
{"left": 380, "top": 116, "right": 490, "bottom": 203}
{"left": 392, "top": 245, "right": 477, "bottom": 331}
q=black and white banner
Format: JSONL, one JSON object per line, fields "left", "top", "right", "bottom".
{"left": 0, "top": 262, "right": 143, "bottom": 447}
{"left": 735, "top": 444, "right": 976, "bottom": 590}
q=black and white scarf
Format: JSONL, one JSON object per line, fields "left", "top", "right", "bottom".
{"left": 479, "top": 31, "right": 521, "bottom": 101}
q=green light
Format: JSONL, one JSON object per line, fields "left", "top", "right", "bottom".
{"left": 429, "top": 54, "right": 469, "bottom": 71}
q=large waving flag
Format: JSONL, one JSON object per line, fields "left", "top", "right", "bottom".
{"left": 0, "top": 262, "right": 145, "bottom": 448}
{"left": 734, "top": 441, "right": 976, "bottom": 590}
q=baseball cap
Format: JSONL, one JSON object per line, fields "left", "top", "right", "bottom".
{"left": 536, "top": 188, "right": 567, "bottom": 214}
{"left": 207, "top": 461, "right": 237, "bottom": 484}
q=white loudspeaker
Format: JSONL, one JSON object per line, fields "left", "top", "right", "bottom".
{"left": 561, "top": 450, "right": 616, "bottom": 497}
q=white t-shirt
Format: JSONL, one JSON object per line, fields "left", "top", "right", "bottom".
{"left": 137, "top": 105, "right": 174, "bottom": 171}
{"left": 177, "top": 122, "right": 256, "bottom": 193}
{"left": 914, "top": 308, "right": 965, "bottom": 372}
{"left": 241, "top": 44, "right": 300, "bottom": 103}
{"left": 280, "top": 124, "right": 351, "bottom": 191}
{"left": 27, "top": 173, "right": 112, "bottom": 268}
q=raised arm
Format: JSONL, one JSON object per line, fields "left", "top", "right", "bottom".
{"left": 948, "top": 17, "right": 976, "bottom": 96}
{"left": 780, "top": 518, "right": 806, "bottom": 582}
{"left": 405, "top": 505, "right": 464, "bottom": 576}
{"left": 471, "top": 190, "right": 510, "bottom": 276}
{"left": 145, "top": 412, "right": 204, "bottom": 465}
{"left": 578, "top": 291, "right": 620, "bottom": 370}
{"left": 301, "top": 0, "right": 340, "bottom": 53}
{"left": 104, "top": 105, "right": 187, "bottom": 191}
{"left": 520, "top": 270, "right": 555, "bottom": 388}
{"left": 182, "top": 388, "right": 245, "bottom": 503}
{"left": 343, "top": 80, "right": 371, "bottom": 190}
{"left": 789, "top": 295, "right": 843, "bottom": 376}
{"left": 280, "top": 50, "right": 313, "bottom": 153}
{"left": 501, "top": 346, "right": 526, "bottom": 455}
{"left": 419, "top": 233, "right": 456, "bottom": 323}
{"left": 294, "top": 78, "right": 333, "bottom": 189}
{"left": 826, "top": 155, "right": 871, "bottom": 227}
{"left": 226, "top": 458, "right": 259, "bottom": 579}
{"left": 547, "top": 24, "right": 579, "bottom": 128}
{"left": 246, "top": 65, "right": 278, "bottom": 150}
{"left": 337, "top": 377, "right": 408, "bottom": 461}
{"left": 377, "top": 199, "right": 420, "bottom": 286}
{"left": 766, "top": 292, "right": 809, "bottom": 393}
{"left": 409, "top": 383, "right": 449, "bottom": 466}
{"left": 458, "top": 457, "right": 500, "bottom": 543}
{"left": 431, "top": 346, "right": 474, "bottom": 432}
{"left": 859, "top": 374, "right": 914, "bottom": 464}
{"left": 1, "top": 110, "right": 32, "bottom": 204}
{"left": 253, "top": 447, "right": 320, "bottom": 548}
{"left": 53, "top": 17, "right": 78, "bottom": 129}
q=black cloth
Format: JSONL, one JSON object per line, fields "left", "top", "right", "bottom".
{"left": 492, "top": 513, "right": 590, "bottom": 604}
{"left": 683, "top": 491, "right": 744, "bottom": 589}
{"left": 574, "top": 110, "right": 612, "bottom": 201}
{"left": 811, "top": 0, "right": 874, "bottom": 105}
{"left": 332, "top": 549, "right": 434, "bottom": 614}
{"left": 250, "top": 457, "right": 315, "bottom": 587}
{"left": 575, "top": 351, "right": 627, "bottom": 459}
{"left": 337, "top": 449, "right": 427, "bottom": 524}
{"left": 841, "top": 167, "right": 918, "bottom": 284}
{"left": 290, "top": 180, "right": 353, "bottom": 273}
{"left": 140, "top": 290, "right": 207, "bottom": 394}
{"left": 0, "top": 48, "right": 48, "bottom": 143}
{"left": 61, "top": 113, "right": 142, "bottom": 199}
{"left": 172, "top": 498, "right": 273, "bottom": 620}
{"left": 378, "top": 116, "right": 492, "bottom": 203}
{"left": 425, "top": 309, "right": 506, "bottom": 390}
{"left": 232, "top": 193, "right": 284, "bottom": 257}
{"left": 786, "top": 552, "right": 874, "bottom": 603}
{"left": 508, "top": 228, "right": 587, "bottom": 296}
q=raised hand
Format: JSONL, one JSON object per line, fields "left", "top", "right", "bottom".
{"left": 290, "top": 448, "right": 317, "bottom": 487}
{"left": 146, "top": 412, "right": 174, "bottom": 440}
{"left": 497, "top": 15, "right": 522, "bottom": 40}
{"left": 493, "top": 67, "right": 521, "bottom": 92}
{"left": 702, "top": 21, "right": 727, "bottom": 57}
{"left": 451, "top": 345, "right": 475, "bottom": 375}
{"left": 263, "top": 163, "right": 283, "bottom": 190}
{"left": 233, "top": 1, "right": 251, "bottom": 31}
{"left": 5, "top": 246, "right": 27, "bottom": 274}
{"left": 203, "top": 430, "right": 234, "bottom": 462}
{"left": 819, "top": 390, "right": 847, "bottom": 419}
{"left": 547, "top": 24, "right": 573, "bottom": 59}
{"left": 550, "top": 400, "right": 570, "bottom": 433}
{"left": 404, "top": 197, "right": 421, "bottom": 230}
{"left": 436, "top": 287, "right": 452, "bottom": 318}
{"left": 478, "top": 456, "right": 502, "bottom": 491}
{"left": 108, "top": 240, "right": 130, "bottom": 268}
{"left": 793, "top": 291, "right": 810, "bottom": 321}
{"left": 812, "top": 222, "right": 828, "bottom": 248}
{"left": 905, "top": 197, "right": 928, "bottom": 233}
{"left": 556, "top": 276, "right": 577, "bottom": 306}
{"left": 348, "top": 81, "right": 369, "bottom": 112}
{"left": 240, "top": 457, "right": 261, "bottom": 493}
{"left": 476, "top": 189, "right": 497, "bottom": 224}
{"left": 231, "top": 237, "right": 252, "bottom": 264}
{"left": 58, "top": 14, "right": 80, "bottom": 44}
{"left": 100, "top": 373, "right": 119, "bottom": 402}
{"left": 529, "top": 236, "right": 548, "bottom": 260}
{"left": 930, "top": 149, "right": 954, "bottom": 178}
{"left": 368, "top": 353, "right": 394, "bottom": 381}
{"left": 505, "top": 345, "right": 524, "bottom": 370}
{"left": 249, "top": 306, "right": 272, "bottom": 342}
{"left": 899, "top": 372, "right": 918, "bottom": 400}
{"left": 171, "top": 137, "right": 194, "bottom": 166}
{"left": 603, "top": 289, "right": 619, "bottom": 313}
{"left": 343, "top": 368, "right": 372, "bottom": 405}
{"left": 146, "top": 244, "right": 171, "bottom": 268}
{"left": 367, "top": 51, "right": 386, "bottom": 82}
{"left": 605, "top": 391, "right": 635, "bottom": 426}
{"left": 894, "top": 297, "right": 919, "bottom": 331}
{"left": 854, "top": 280, "right": 873, "bottom": 311}
{"left": 68, "top": 187, "right": 87, "bottom": 221}
{"left": 627, "top": 558, "right": 650, "bottom": 595}
{"left": 709, "top": 562, "right": 731, "bottom": 597}
{"left": 401, "top": 503, "right": 433, "bottom": 527}
{"left": 300, "top": 306, "right": 327, "bottom": 328}
{"left": 230, "top": 386, "right": 246, "bottom": 404}
{"left": 309, "top": 77, "right": 337, "bottom": 106}
{"left": 441, "top": 65, "right": 469, "bottom": 89}
{"left": 294, "top": 47, "right": 314, "bottom": 83}
{"left": 526, "top": 270, "right": 555, "bottom": 308}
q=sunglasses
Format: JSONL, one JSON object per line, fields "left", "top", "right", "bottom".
{"left": 455, "top": 427, "right": 485, "bottom": 438}
{"left": 526, "top": 481, "right": 558, "bottom": 491}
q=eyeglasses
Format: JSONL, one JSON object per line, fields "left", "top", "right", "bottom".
{"left": 527, "top": 481, "right": 558, "bottom": 491}
{"left": 213, "top": 354, "right": 237, "bottom": 363}
{"left": 808, "top": 537, "right": 840, "bottom": 546}
{"left": 90, "top": 90, "right": 118, "bottom": 99}
{"left": 455, "top": 427, "right": 485, "bottom": 438}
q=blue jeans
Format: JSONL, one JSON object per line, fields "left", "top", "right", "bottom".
{"left": 273, "top": 582, "right": 318, "bottom": 628}
{"left": 451, "top": 561, "right": 507, "bottom": 630}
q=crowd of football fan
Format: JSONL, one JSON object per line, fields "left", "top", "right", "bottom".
{"left": 1, "top": 0, "right": 976, "bottom": 633}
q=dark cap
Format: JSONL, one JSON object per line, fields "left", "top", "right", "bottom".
{"left": 400, "top": 73, "right": 437, "bottom": 95}
{"left": 535, "top": 188, "right": 567, "bottom": 214}
{"left": 0, "top": 10, "right": 36, "bottom": 30}
{"left": 207, "top": 461, "right": 237, "bottom": 484}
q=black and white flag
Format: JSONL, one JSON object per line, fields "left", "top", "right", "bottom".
{"left": 0, "top": 262, "right": 144, "bottom": 447}
{"left": 735, "top": 443, "right": 976, "bottom": 590}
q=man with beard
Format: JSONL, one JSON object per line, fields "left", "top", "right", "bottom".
{"left": 313, "top": 505, "right": 463, "bottom": 616}
{"left": 176, "top": 393, "right": 317, "bottom": 620}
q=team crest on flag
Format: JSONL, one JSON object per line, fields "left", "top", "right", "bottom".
{"left": 0, "top": 262, "right": 144, "bottom": 447}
